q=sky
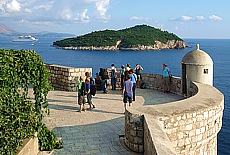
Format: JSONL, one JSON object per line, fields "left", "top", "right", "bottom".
{"left": 0, "top": 0, "right": 229, "bottom": 39}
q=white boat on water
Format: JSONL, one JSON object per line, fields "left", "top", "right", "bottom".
{"left": 12, "top": 35, "right": 38, "bottom": 42}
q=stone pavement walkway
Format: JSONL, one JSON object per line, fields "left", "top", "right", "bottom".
{"left": 39, "top": 89, "right": 183, "bottom": 155}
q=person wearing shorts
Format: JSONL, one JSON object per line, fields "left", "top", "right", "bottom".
{"left": 77, "top": 76, "right": 86, "bottom": 112}
{"left": 85, "top": 72, "right": 96, "bottom": 109}
{"left": 162, "top": 63, "right": 171, "bottom": 93}
{"left": 122, "top": 75, "right": 133, "bottom": 113}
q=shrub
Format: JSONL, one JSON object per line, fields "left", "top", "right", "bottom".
{"left": 0, "top": 49, "right": 61, "bottom": 154}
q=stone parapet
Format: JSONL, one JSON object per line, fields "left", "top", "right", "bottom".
{"left": 141, "top": 73, "right": 197, "bottom": 97}
{"left": 125, "top": 74, "right": 224, "bottom": 155}
{"left": 46, "top": 64, "right": 92, "bottom": 91}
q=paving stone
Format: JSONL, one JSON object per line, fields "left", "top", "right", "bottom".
{"left": 38, "top": 89, "right": 182, "bottom": 155}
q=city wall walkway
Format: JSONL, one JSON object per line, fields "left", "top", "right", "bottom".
{"left": 39, "top": 89, "right": 183, "bottom": 155}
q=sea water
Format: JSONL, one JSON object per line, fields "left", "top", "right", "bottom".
{"left": 0, "top": 36, "right": 229, "bottom": 154}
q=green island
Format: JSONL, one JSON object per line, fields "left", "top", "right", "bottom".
{"left": 53, "top": 25, "right": 186, "bottom": 50}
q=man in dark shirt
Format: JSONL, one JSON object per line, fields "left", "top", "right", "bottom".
{"left": 99, "top": 68, "right": 109, "bottom": 93}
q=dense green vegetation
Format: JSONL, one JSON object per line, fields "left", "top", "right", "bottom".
{"left": 53, "top": 25, "right": 183, "bottom": 48}
{"left": 0, "top": 49, "right": 62, "bottom": 154}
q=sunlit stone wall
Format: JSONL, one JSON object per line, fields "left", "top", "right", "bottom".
{"left": 46, "top": 64, "right": 92, "bottom": 91}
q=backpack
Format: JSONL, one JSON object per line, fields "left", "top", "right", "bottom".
{"left": 100, "top": 68, "right": 109, "bottom": 80}
{"left": 140, "top": 82, "right": 146, "bottom": 89}
{"left": 90, "top": 77, "right": 96, "bottom": 96}
{"left": 124, "top": 70, "right": 129, "bottom": 79}
{"left": 80, "top": 82, "right": 86, "bottom": 95}
{"left": 111, "top": 69, "right": 116, "bottom": 78}
{"left": 90, "top": 77, "right": 95, "bottom": 85}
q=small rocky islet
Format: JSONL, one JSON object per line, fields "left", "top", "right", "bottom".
{"left": 53, "top": 24, "right": 186, "bottom": 51}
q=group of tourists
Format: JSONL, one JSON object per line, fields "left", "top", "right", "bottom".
{"left": 77, "top": 72, "right": 96, "bottom": 113}
{"left": 76, "top": 63, "right": 171, "bottom": 113}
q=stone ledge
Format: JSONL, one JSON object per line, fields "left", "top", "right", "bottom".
{"left": 125, "top": 81, "right": 224, "bottom": 155}
{"left": 144, "top": 115, "right": 177, "bottom": 155}
{"left": 17, "top": 133, "right": 39, "bottom": 155}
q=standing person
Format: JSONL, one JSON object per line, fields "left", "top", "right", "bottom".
{"left": 85, "top": 72, "right": 96, "bottom": 109}
{"left": 124, "top": 63, "right": 131, "bottom": 80}
{"left": 77, "top": 76, "right": 86, "bottom": 112}
{"left": 95, "top": 73, "right": 102, "bottom": 90}
{"left": 129, "top": 69, "right": 137, "bottom": 101}
{"left": 99, "top": 68, "right": 109, "bottom": 94}
{"left": 134, "top": 64, "right": 143, "bottom": 88}
{"left": 162, "top": 63, "right": 171, "bottom": 93}
{"left": 126, "top": 63, "right": 131, "bottom": 72}
{"left": 120, "top": 65, "right": 125, "bottom": 89}
{"left": 122, "top": 75, "right": 133, "bottom": 114}
{"left": 110, "top": 64, "right": 117, "bottom": 90}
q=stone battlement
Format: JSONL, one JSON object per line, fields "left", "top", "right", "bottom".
{"left": 125, "top": 76, "right": 224, "bottom": 155}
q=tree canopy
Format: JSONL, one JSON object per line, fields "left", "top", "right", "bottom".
{"left": 53, "top": 25, "right": 183, "bottom": 48}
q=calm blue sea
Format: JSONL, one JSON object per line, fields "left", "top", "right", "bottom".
{"left": 0, "top": 36, "right": 229, "bottom": 154}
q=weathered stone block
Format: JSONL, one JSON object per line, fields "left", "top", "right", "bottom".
{"left": 189, "top": 129, "right": 196, "bottom": 137}
{"left": 130, "top": 130, "right": 136, "bottom": 136}
{"left": 178, "top": 139, "right": 185, "bottom": 147}
{"left": 197, "top": 114, "right": 204, "bottom": 121}
{"left": 133, "top": 144, "right": 138, "bottom": 152}
{"left": 196, "top": 129, "right": 201, "bottom": 135}
{"left": 179, "top": 119, "right": 185, "bottom": 126}
{"left": 174, "top": 121, "right": 179, "bottom": 126}
{"left": 178, "top": 132, "right": 183, "bottom": 139}
{"left": 186, "top": 118, "right": 193, "bottom": 125}
{"left": 184, "top": 124, "right": 193, "bottom": 131}
{"left": 139, "top": 145, "right": 143, "bottom": 152}
{"left": 197, "top": 134, "right": 203, "bottom": 141}
{"left": 185, "top": 138, "right": 191, "bottom": 145}
{"left": 137, "top": 130, "right": 143, "bottom": 137}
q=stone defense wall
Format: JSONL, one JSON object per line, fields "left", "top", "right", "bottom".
{"left": 158, "top": 103, "right": 223, "bottom": 155}
{"left": 141, "top": 73, "right": 198, "bottom": 96}
{"left": 141, "top": 73, "right": 181, "bottom": 94}
{"left": 125, "top": 74, "right": 224, "bottom": 155}
{"left": 125, "top": 111, "right": 144, "bottom": 153}
{"left": 46, "top": 64, "right": 92, "bottom": 91}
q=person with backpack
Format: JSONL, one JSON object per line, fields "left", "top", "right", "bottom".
{"left": 110, "top": 64, "right": 117, "bottom": 90}
{"left": 95, "top": 73, "right": 102, "bottom": 90}
{"left": 85, "top": 72, "right": 96, "bottom": 109}
{"left": 77, "top": 76, "right": 86, "bottom": 112}
{"left": 99, "top": 68, "right": 109, "bottom": 94}
{"left": 129, "top": 69, "right": 137, "bottom": 101}
{"left": 134, "top": 64, "right": 143, "bottom": 88}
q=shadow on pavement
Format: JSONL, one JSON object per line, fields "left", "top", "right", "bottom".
{"left": 51, "top": 117, "right": 142, "bottom": 155}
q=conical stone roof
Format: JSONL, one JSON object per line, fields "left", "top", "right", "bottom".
{"left": 182, "top": 44, "right": 213, "bottom": 65}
